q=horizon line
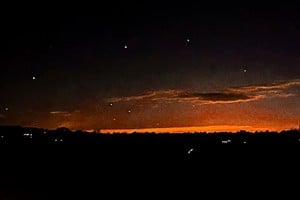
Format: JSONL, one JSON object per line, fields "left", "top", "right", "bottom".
{"left": 94, "top": 125, "right": 292, "bottom": 134}
{"left": 1, "top": 124, "right": 298, "bottom": 134}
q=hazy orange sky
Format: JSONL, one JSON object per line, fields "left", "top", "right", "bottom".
{"left": 1, "top": 8, "right": 300, "bottom": 132}
{"left": 40, "top": 79, "right": 300, "bottom": 132}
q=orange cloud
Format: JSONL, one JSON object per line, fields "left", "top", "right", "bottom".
{"left": 50, "top": 111, "right": 72, "bottom": 117}
{"left": 106, "top": 79, "right": 300, "bottom": 105}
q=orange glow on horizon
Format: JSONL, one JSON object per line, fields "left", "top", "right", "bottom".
{"left": 99, "top": 125, "right": 284, "bottom": 134}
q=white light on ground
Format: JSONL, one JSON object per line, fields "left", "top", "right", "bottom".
{"left": 222, "top": 139, "right": 232, "bottom": 144}
{"left": 188, "top": 148, "right": 194, "bottom": 154}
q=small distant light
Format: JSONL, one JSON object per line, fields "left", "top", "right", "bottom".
{"left": 113, "top": 118, "right": 116, "bottom": 121}
{"left": 186, "top": 39, "right": 190, "bottom": 43}
{"left": 243, "top": 141, "right": 247, "bottom": 144}
{"left": 128, "top": 110, "right": 131, "bottom": 113}
{"left": 243, "top": 69, "right": 247, "bottom": 73}
{"left": 54, "top": 138, "right": 58, "bottom": 142}
{"left": 109, "top": 103, "right": 113, "bottom": 107}
{"left": 60, "top": 139, "right": 63, "bottom": 142}
{"left": 32, "top": 76, "right": 36, "bottom": 80}
{"left": 0, "top": 136, "right": 4, "bottom": 139}
{"left": 23, "top": 133, "right": 31, "bottom": 137}
{"left": 188, "top": 148, "right": 194, "bottom": 154}
{"left": 124, "top": 45, "right": 128, "bottom": 49}
{"left": 43, "top": 131, "right": 47, "bottom": 134}
{"left": 5, "top": 108, "right": 8, "bottom": 111}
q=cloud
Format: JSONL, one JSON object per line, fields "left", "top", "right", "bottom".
{"left": 229, "top": 79, "right": 300, "bottom": 99}
{"left": 106, "top": 79, "right": 300, "bottom": 105}
{"left": 179, "top": 92, "right": 256, "bottom": 102}
{"left": 108, "top": 90, "right": 180, "bottom": 103}
{"left": 230, "top": 79, "right": 300, "bottom": 93}
{"left": 107, "top": 90, "right": 261, "bottom": 105}
{"left": 50, "top": 111, "right": 72, "bottom": 117}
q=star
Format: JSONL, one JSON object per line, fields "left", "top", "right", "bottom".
{"left": 186, "top": 38, "right": 190, "bottom": 43}
{"left": 127, "top": 110, "right": 131, "bottom": 113}
{"left": 5, "top": 108, "right": 8, "bottom": 111}
{"left": 124, "top": 45, "right": 128, "bottom": 49}
{"left": 243, "top": 69, "right": 247, "bottom": 73}
{"left": 109, "top": 103, "right": 113, "bottom": 107}
{"left": 32, "top": 76, "right": 36, "bottom": 80}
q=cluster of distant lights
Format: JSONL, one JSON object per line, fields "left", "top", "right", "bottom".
{"left": 221, "top": 139, "right": 232, "bottom": 144}
{"left": 187, "top": 140, "right": 248, "bottom": 154}
{"left": 18, "top": 131, "right": 63, "bottom": 143}
{"left": 23, "top": 133, "right": 33, "bottom": 139}
{"left": 54, "top": 138, "right": 64, "bottom": 143}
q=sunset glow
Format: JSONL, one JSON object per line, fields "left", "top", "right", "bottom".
{"left": 100, "top": 125, "right": 280, "bottom": 134}
{"left": 1, "top": 7, "right": 300, "bottom": 133}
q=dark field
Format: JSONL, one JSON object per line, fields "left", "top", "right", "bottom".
{"left": 1, "top": 126, "right": 300, "bottom": 190}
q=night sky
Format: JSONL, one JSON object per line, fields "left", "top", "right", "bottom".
{"left": 1, "top": 3, "right": 300, "bottom": 132}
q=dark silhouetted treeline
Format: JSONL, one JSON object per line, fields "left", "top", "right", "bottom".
{"left": 1, "top": 126, "right": 300, "bottom": 145}
{"left": 1, "top": 125, "right": 300, "bottom": 189}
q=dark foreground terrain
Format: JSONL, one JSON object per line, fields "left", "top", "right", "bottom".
{"left": 1, "top": 126, "right": 300, "bottom": 193}
{"left": 1, "top": 126, "right": 300, "bottom": 145}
